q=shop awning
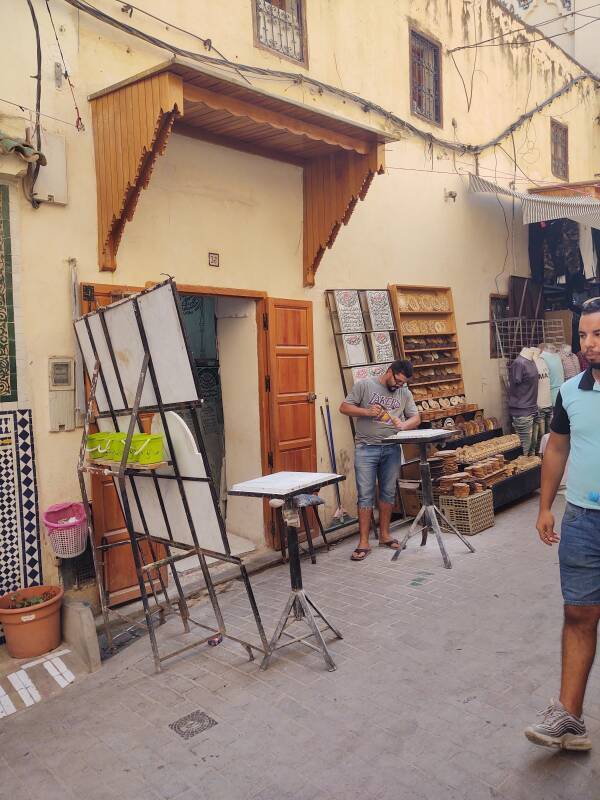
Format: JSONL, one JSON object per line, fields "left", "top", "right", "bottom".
{"left": 469, "top": 174, "right": 600, "bottom": 228}
{"left": 89, "top": 58, "right": 393, "bottom": 284}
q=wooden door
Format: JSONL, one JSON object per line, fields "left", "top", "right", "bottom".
{"left": 81, "top": 283, "right": 167, "bottom": 606}
{"left": 266, "top": 298, "right": 317, "bottom": 472}
{"left": 264, "top": 299, "right": 317, "bottom": 549}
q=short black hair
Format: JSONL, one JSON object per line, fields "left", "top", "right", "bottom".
{"left": 581, "top": 297, "right": 600, "bottom": 316}
{"left": 390, "top": 359, "right": 413, "bottom": 379}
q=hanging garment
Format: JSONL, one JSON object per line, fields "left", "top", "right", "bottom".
{"left": 534, "top": 356, "right": 552, "bottom": 409}
{"left": 560, "top": 347, "right": 581, "bottom": 380}
{"left": 512, "top": 413, "right": 537, "bottom": 457}
{"left": 579, "top": 224, "right": 596, "bottom": 279}
{"left": 508, "top": 276, "right": 543, "bottom": 320}
{"left": 533, "top": 407, "right": 553, "bottom": 455}
{"left": 592, "top": 228, "right": 600, "bottom": 279}
{"left": 508, "top": 355, "right": 539, "bottom": 417}
{"left": 540, "top": 351, "right": 565, "bottom": 405}
{"left": 529, "top": 223, "right": 545, "bottom": 285}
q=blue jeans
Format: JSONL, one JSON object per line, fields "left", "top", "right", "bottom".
{"left": 559, "top": 503, "right": 600, "bottom": 605}
{"left": 354, "top": 444, "right": 401, "bottom": 508}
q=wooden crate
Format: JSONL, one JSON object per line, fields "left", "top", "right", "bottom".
{"left": 439, "top": 490, "right": 494, "bottom": 535}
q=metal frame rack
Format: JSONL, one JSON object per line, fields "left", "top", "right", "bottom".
{"left": 324, "top": 288, "right": 410, "bottom": 527}
{"left": 325, "top": 288, "right": 403, "bottom": 437}
{"left": 75, "top": 280, "right": 269, "bottom": 673}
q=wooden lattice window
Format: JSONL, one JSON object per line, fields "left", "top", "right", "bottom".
{"left": 551, "top": 119, "right": 568, "bottom": 181}
{"left": 254, "top": 0, "right": 307, "bottom": 64}
{"left": 410, "top": 30, "right": 442, "bottom": 125}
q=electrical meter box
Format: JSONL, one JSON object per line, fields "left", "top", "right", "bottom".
{"left": 49, "top": 356, "right": 75, "bottom": 431}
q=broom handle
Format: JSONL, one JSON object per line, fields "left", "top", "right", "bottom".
{"left": 324, "top": 398, "right": 343, "bottom": 508}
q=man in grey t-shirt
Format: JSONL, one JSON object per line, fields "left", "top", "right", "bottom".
{"left": 340, "top": 360, "right": 420, "bottom": 561}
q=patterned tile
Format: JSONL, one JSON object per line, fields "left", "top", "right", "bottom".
{"left": 0, "top": 410, "right": 42, "bottom": 644}
{"left": 0, "top": 185, "right": 16, "bottom": 402}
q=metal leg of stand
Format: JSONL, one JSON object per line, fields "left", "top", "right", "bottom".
{"left": 260, "top": 520, "right": 342, "bottom": 671}
{"left": 392, "top": 505, "right": 426, "bottom": 561}
{"left": 391, "top": 441, "right": 475, "bottom": 568}
{"left": 426, "top": 506, "right": 452, "bottom": 570}
{"left": 434, "top": 506, "right": 476, "bottom": 553}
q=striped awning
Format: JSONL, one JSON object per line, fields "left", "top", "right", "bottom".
{"left": 469, "top": 174, "right": 600, "bottom": 228}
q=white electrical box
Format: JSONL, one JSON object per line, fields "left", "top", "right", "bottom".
{"left": 49, "top": 356, "right": 75, "bottom": 431}
{"left": 34, "top": 132, "right": 68, "bottom": 205}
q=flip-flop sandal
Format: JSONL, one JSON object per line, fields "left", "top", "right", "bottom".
{"left": 351, "top": 548, "right": 371, "bottom": 562}
{"left": 378, "top": 539, "right": 402, "bottom": 550}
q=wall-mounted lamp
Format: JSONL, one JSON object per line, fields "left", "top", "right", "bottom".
{"left": 444, "top": 189, "right": 458, "bottom": 203}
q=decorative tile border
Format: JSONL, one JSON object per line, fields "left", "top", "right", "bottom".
{"left": 0, "top": 410, "right": 42, "bottom": 644}
{"left": 0, "top": 184, "right": 17, "bottom": 402}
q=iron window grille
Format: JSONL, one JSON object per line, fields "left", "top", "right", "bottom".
{"left": 410, "top": 31, "right": 442, "bottom": 125}
{"left": 255, "top": 0, "right": 305, "bottom": 63}
{"left": 551, "top": 119, "right": 569, "bottom": 181}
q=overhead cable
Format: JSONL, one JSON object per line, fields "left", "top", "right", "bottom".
{"left": 59, "top": 0, "right": 598, "bottom": 156}
{"left": 448, "top": 1, "right": 600, "bottom": 52}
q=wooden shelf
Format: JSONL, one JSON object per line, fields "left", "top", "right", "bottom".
{"left": 84, "top": 459, "right": 170, "bottom": 474}
{"left": 405, "top": 346, "right": 457, "bottom": 353}
{"left": 400, "top": 331, "right": 457, "bottom": 337}
{"left": 388, "top": 283, "right": 471, "bottom": 423}
{"left": 412, "top": 360, "right": 460, "bottom": 369}
{"left": 398, "top": 310, "right": 452, "bottom": 316}
{"left": 410, "top": 376, "right": 463, "bottom": 388}
{"left": 420, "top": 407, "right": 483, "bottom": 422}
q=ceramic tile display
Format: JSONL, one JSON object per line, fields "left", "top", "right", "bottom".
{"left": 333, "top": 290, "right": 365, "bottom": 332}
{"left": 0, "top": 185, "right": 16, "bottom": 402}
{"left": 0, "top": 410, "right": 42, "bottom": 644}
{"left": 341, "top": 333, "right": 368, "bottom": 366}
{"left": 365, "top": 290, "right": 394, "bottom": 330}
{"left": 350, "top": 363, "right": 390, "bottom": 383}
{"left": 369, "top": 331, "right": 394, "bottom": 362}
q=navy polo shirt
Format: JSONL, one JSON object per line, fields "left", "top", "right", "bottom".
{"left": 550, "top": 368, "right": 600, "bottom": 509}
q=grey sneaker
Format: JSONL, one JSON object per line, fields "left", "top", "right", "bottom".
{"left": 525, "top": 700, "right": 591, "bottom": 751}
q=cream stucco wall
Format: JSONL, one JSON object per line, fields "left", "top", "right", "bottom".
{"left": 1, "top": 0, "right": 599, "bottom": 584}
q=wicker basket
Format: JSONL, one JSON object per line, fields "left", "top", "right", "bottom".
{"left": 439, "top": 490, "right": 494, "bottom": 535}
{"left": 43, "top": 502, "right": 88, "bottom": 558}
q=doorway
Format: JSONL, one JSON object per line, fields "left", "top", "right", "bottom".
{"left": 179, "top": 294, "right": 226, "bottom": 514}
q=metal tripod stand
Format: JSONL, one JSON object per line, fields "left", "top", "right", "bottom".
{"left": 260, "top": 498, "right": 343, "bottom": 672}
{"left": 387, "top": 431, "right": 476, "bottom": 569}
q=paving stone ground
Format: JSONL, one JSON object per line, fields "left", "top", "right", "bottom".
{"left": 2, "top": 493, "right": 599, "bottom": 800}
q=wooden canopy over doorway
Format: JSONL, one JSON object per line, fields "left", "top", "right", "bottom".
{"left": 89, "top": 59, "right": 392, "bottom": 285}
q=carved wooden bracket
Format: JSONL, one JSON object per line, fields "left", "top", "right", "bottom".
{"left": 303, "top": 145, "right": 385, "bottom": 287}
{"left": 91, "top": 73, "right": 183, "bottom": 270}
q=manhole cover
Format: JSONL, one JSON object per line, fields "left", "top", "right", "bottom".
{"left": 169, "top": 710, "right": 217, "bottom": 740}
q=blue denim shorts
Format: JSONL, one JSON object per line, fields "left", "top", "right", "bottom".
{"left": 354, "top": 444, "right": 401, "bottom": 508}
{"left": 559, "top": 502, "right": 600, "bottom": 605}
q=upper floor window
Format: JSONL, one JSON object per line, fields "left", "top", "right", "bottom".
{"left": 410, "top": 30, "right": 442, "bottom": 125}
{"left": 254, "top": 0, "right": 306, "bottom": 64}
{"left": 551, "top": 119, "right": 569, "bottom": 181}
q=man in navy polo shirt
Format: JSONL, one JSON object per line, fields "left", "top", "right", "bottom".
{"left": 525, "top": 298, "right": 600, "bottom": 751}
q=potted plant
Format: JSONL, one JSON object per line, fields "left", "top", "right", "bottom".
{"left": 0, "top": 585, "right": 64, "bottom": 659}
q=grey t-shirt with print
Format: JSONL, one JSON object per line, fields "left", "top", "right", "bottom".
{"left": 344, "top": 378, "right": 418, "bottom": 445}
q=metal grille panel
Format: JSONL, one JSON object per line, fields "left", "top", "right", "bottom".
{"left": 256, "top": 0, "right": 304, "bottom": 62}
{"left": 411, "top": 31, "right": 441, "bottom": 124}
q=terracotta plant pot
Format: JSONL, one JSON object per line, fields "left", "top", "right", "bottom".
{"left": 0, "top": 585, "right": 64, "bottom": 659}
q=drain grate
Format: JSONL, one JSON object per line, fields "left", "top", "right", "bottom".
{"left": 169, "top": 710, "right": 217, "bottom": 740}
